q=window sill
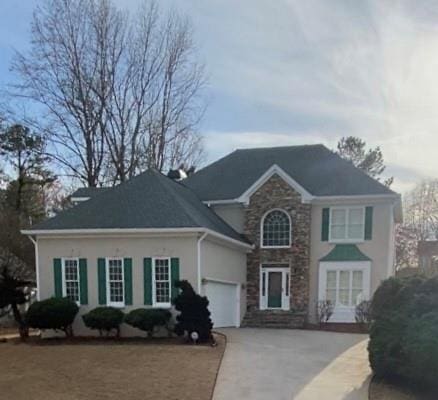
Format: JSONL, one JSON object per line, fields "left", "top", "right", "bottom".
{"left": 107, "top": 303, "right": 126, "bottom": 309}
{"left": 261, "top": 245, "right": 291, "bottom": 249}
{"left": 328, "top": 239, "right": 365, "bottom": 244}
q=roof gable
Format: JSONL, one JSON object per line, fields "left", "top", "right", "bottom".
{"left": 236, "top": 164, "right": 313, "bottom": 204}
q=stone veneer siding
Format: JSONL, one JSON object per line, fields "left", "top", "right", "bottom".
{"left": 244, "top": 174, "right": 311, "bottom": 315}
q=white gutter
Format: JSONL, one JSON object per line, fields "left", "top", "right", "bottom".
{"left": 21, "top": 227, "right": 253, "bottom": 250}
{"left": 197, "top": 232, "right": 208, "bottom": 294}
{"left": 27, "top": 235, "right": 40, "bottom": 301}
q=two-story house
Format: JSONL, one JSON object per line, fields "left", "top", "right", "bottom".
{"left": 23, "top": 145, "right": 401, "bottom": 334}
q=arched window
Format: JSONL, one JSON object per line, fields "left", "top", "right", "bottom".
{"left": 261, "top": 209, "right": 291, "bottom": 248}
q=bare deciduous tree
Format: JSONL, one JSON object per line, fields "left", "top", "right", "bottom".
{"left": 10, "top": 0, "right": 205, "bottom": 186}
{"left": 403, "top": 180, "right": 438, "bottom": 241}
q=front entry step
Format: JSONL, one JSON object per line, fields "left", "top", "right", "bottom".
{"left": 242, "top": 310, "right": 306, "bottom": 329}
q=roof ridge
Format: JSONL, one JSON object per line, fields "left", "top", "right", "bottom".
{"left": 234, "top": 143, "right": 325, "bottom": 152}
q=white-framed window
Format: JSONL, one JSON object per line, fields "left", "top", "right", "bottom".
{"left": 106, "top": 258, "right": 124, "bottom": 307}
{"left": 62, "top": 258, "right": 80, "bottom": 303}
{"left": 329, "top": 207, "right": 365, "bottom": 242}
{"left": 319, "top": 261, "right": 371, "bottom": 322}
{"left": 261, "top": 209, "right": 291, "bottom": 248}
{"left": 153, "top": 257, "right": 171, "bottom": 307}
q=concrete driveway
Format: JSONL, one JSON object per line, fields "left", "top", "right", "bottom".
{"left": 213, "top": 328, "right": 370, "bottom": 400}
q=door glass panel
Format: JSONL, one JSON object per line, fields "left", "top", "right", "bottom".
{"left": 267, "top": 271, "right": 282, "bottom": 308}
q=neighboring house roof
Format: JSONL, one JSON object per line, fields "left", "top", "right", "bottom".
{"left": 320, "top": 244, "right": 371, "bottom": 262}
{"left": 184, "top": 144, "right": 396, "bottom": 201}
{"left": 28, "top": 170, "right": 248, "bottom": 244}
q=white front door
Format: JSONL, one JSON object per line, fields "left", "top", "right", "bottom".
{"left": 260, "top": 267, "right": 290, "bottom": 310}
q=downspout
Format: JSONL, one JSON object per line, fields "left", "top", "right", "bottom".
{"left": 197, "top": 232, "right": 208, "bottom": 294}
{"left": 27, "top": 235, "right": 40, "bottom": 300}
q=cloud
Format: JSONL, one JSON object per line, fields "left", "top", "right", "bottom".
{"left": 184, "top": 0, "right": 438, "bottom": 194}
{"left": 3, "top": 0, "right": 438, "bottom": 194}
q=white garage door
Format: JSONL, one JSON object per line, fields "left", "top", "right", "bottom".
{"left": 205, "top": 280, "right": 239, "bottom": 328}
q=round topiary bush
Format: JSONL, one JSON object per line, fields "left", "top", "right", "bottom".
{"left": 82, "top": 307, "right": 124, "bottom": 337}
{"left": 26, "top": 297, "right": 79, "bottom": 336}
{"left": 368, "top": 275, "right": 438, "bottom": 390}
{"left": 124, "top": 308, "right": 172, "bottom": 338}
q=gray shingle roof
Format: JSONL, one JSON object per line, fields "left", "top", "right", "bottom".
{"left": 31, "top": 170, "right": 248, "bottom": 244}
{"left": 184, "top": 144, "right": 396, "bottom": 201}
{"left": 70, "top": 187, "right": 109, "bottom": 199}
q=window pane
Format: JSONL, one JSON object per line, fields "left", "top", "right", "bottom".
{"left": 349, "top": 209, "right": 364, "bottom": 224}
{"left": 64, "top": 259, "right": 79, "bottom": 302}
{"left": 326, "top": 289, "right": 336, "bottom": 304}
{"left": 339, "top": 271, "right": 350, "bottom": 288}
{"left": 352, "top": 289, "right": 363, "bottom": 305}
{"left": 331, "top": 226, "right": 345, "bottom": 239}
{"left": 348, "top": 224, "right": 364, "bottom": 239}
{"left": 326, "top": 271, "right": 337, "bottom": 289}
{"left": 262, "top": 210, "right": 291, "bottom": 247}
{"left": 108, "top": 259, "right": 124, "bottom": 304}
{"left": 352, "top": 271, "right": 363, "bottom": 288}
{"left": 154, "top": 259, "right": 170, "bottom": 304}
{"left": 338, "top": 271, "right": 350, "bottom": 306}
{"left": 332, "top": 210, "right": 346, "bottom": 224}
{"left": 338, "top": 289, "right": 350, "bottom": 306}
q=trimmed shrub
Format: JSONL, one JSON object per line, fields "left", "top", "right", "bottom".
{"left": 368, "top": 275, "right": 438, "bottom": 390}
{"left": 400, "top": 312, "right": 438, "bottom": 388}
{"left": 124, "top": 308, "right": 172, "bottom": 338}
{"left": 82, "top": 307, "right": 124, "bottom": 337}
{"left": 173, "top": 280, "right": 213, "bottom": 343}
{"left": 26, "top": 297, "right": 79, "bottom": 336}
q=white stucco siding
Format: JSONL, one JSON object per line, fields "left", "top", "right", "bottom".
{"left": 309, "top": 200, "right": 396, "bottom": 323}
{"left": 200, "top": 237, "right": 247, "bottom": 322}
{"left": 210, "top": 204, "right": 245, "bottom": 233}
{"left": 36, "top": 234, "right": 198, "bottom": 335}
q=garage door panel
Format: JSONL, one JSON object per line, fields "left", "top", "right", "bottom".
{"left": 205, "top": 281, "right": 239, "bottom": 328}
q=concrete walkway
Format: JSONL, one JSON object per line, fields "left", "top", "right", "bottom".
{"left": 213, "top": 328, "right": 370, "bottom": 400}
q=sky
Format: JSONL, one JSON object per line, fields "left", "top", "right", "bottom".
{"left": 1, "top": 0, "right": 438, "bottom": 193}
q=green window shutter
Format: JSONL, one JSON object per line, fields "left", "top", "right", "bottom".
{"left": 143, "top": 258, "right": 153, "bottom": 305}
{"left": 79, "top": 258, "right": 88, "bottom": 305}
{"left": 365, "top": 206, "right": 373, "bottom": 240}
{"left": 53, "top": 258, "right": 63, "bottom": 298}
{"left": 171, "top": 258, "right": 180, "bottom": 301}
{"left": 97, "top": 258, "right": 107, "bottom": 305}
{"left": 124, "top": 258, "right": 133, "bottom": 305}
{"left": 321, "top": 208, "right": 330, "bottom": 241}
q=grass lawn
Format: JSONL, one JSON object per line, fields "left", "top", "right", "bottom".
{"left": 0, "top": 335, "right": 225, "bottom": 400}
